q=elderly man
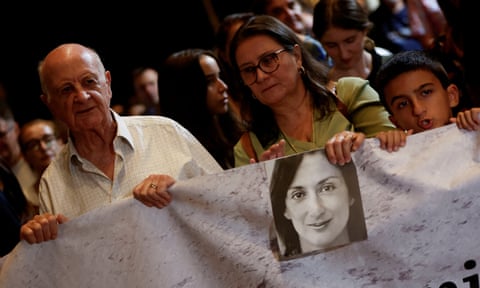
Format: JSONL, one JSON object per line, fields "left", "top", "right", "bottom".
{"left": 20, "top": 43, "right": 222, "bottom": 244}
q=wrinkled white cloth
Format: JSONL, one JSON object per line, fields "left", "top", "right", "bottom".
{"left": 1, "top": 124, "right": 478, "bottom": 287}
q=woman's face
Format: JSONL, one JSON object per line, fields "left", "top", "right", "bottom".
{"left": 320, "top": 27, "right": 366, "bottom": 70}
{"left": 199, "top": 54, "right": 229, "bottom": 115}
{"left": 235, "top": 35, "right": 302, "bottom": 108}
{"left": 284, "top": 153, "right": 350, "bottom": 250}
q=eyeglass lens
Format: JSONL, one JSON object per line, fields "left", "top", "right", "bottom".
{"left": 240, "top": 49, "right": 286, "bottom": 85}
{"left": 24, "top": 134, "right": 56, "bottom": 151}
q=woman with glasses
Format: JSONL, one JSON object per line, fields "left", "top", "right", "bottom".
{"left": 229, "top": 15, "right": 396, "bottom": 167}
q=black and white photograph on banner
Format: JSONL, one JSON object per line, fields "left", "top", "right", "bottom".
{"left": 266, "top": 149, "right": 367, "bottom": 261}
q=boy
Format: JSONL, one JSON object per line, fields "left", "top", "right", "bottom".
{"left": 375, "top": 50, "right": 480, "bottom": 150}
{"left": 326, "top": 50, "right": 479, "bottom": 165}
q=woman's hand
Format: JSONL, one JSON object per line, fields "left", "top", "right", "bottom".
{"left": 325, "top": 131, "right": 365, "bottom": 165}
{"left": 249, "top": 139, "right": 286, "bottom": 164}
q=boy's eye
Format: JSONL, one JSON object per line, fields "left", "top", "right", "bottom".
{"left": 421, "top": 89, "right": 433, "bottom": 96}
{"left": 398, "top": 100, "right": 408, "bottom": 109}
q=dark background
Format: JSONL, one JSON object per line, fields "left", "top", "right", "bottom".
{"left": 0, "top": 1, "right": 253, "bottom": 126}
{"left": 2, "top": 1, "right": 478, "bottom": 126}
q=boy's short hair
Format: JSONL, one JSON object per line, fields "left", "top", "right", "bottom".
{"left": 375, "top": 50, "right": 450, "bottom": 114}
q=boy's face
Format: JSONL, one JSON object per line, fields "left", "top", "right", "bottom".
{"left": 384, "top": 70, "right": 459, "bottom": 134}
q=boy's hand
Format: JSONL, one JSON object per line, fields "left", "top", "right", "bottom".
{"left": 376, "top": 129, "right": 412, "bottom": 152}
{"left": 451, "top": 108, "right": 480, "bottom": 131}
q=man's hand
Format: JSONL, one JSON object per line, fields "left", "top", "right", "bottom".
{"left": 133, "top": 174, "right": 175, "bottom": 209}
{"left": 20, "top": 213, "right": 68, "bottom": 244}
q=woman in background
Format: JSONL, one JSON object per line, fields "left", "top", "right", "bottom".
{"left": 214, "top": 12, "right": 255, "bottom": 116}
{"left": 159, "top": 49, "right": 243, "bottom": 169}
{"left": 312, "top": 0, "right": 393, "bottom": 90}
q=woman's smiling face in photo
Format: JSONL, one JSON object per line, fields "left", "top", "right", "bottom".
{"left": 284, "top": 153, "right": 350, "bottom": 250}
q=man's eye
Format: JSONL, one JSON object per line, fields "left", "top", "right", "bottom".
{"left": 85, "top": 78, "right": 98, "bottom": 86}
{"left": 60, "top": 86, "right": 72, "bottom": 94}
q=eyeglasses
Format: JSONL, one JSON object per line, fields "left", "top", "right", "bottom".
{"left": 0, "top": 125, "right": 14, "bottom": 139}
{"left": 22, "top": 134, "right": 57, "bottom": 152}
{"left": 239, "top": 48, "right": 288, "bottom": 85}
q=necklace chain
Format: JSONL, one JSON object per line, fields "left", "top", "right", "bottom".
{"left": 279, "top": 109, "right": 315, "bottom": 154}
{"left": 280, "top": 130, "right": 299, "bottom": 153}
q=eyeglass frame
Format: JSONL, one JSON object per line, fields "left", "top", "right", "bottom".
{"left": 239, "top": 48, "right": 291, "bottom": 85}
{"left": 21, "top": 134, "right": 57, "bottom": 152}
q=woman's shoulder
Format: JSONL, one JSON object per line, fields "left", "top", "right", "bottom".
{"left": 336, "top": 77, "right": 369, "bottom": 92}
{"left": 334, "top": 77, "right": 378, "bottom": 106}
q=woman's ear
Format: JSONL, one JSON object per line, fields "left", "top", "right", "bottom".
{"left": 446, "top": 84, "right": 460, "bottom": 108}
{"left": 293, "top": 44, "right": 302, "bottom": 67}
{"left": 350, "top": 198, "right": 355, "bottom": 206}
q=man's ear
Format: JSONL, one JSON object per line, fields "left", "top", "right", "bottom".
{"left": 447, "top": 84, "right": 460, "bottom": 108}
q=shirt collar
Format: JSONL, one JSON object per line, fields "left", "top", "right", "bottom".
{"left": 67, "top": 109, "right": 135, "bottom": 166}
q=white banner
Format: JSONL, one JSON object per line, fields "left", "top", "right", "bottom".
{"left": 1, "top": 124, "right": 479, "bottom": 288}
